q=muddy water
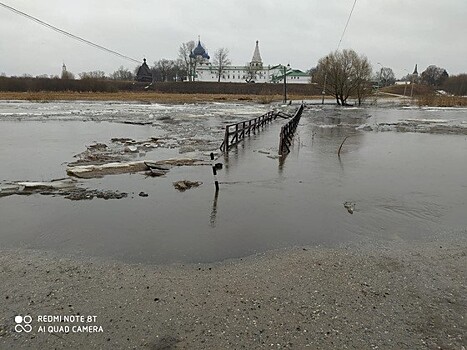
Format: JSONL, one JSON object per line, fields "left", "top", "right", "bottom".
{"left": 0, "top": 101, "right": 466, "bottom": 263}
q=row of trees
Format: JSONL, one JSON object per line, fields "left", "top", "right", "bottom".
{"left": 376, "top": 65, "right": 450, "bottom": 88}
{"left": 442, "top": 74, "right": 467, "bottom": 96}
{"left": 311, "top": 51, "right": 464, "bottom": 105}
{"left": 15, "top": 63, "right": 136, "bottom": 81}
{"left": 376, "top": 64, "right": 464, "bottom": 95}
{"left": 61, "top": 66, "right": 136, "bottom": 81}
{"left": 3, "top": 68, "right": 135, "bottom": 81}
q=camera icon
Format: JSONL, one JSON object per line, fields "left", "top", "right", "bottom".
{"left": 14, "top": 315, "right": 33, "bottom": 333}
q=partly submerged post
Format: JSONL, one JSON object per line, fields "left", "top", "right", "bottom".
{"left": 210, "top": 152, "right": 219, "bottom": 191}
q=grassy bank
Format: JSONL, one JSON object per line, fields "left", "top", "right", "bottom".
{"left": 417, "top": 94, "right": 467, "bottom": 107}
{"left": 2, "top": 89, "right": 465, "bottom": 107}
{"left": 381, "top": 84, "right": 433, "bottom": 97}
{"left": 381, "top": 84, "right": 467, "bottom": 107}
{"left": 0, "top": 91, "right": 315, "bottom": 103}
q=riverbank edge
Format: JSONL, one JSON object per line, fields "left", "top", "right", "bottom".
{"left": 0, "top": 91, "right": 317, "bottom": 104}
{"left": 1, "top": 235, "right": 465, "bottom": 349}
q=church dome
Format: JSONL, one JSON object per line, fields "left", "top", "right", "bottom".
{"left": 190, "top": 39, "right": 210, "bottom": 60}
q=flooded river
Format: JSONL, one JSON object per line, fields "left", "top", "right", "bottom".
{"left": 1, "top": 100, "right": 466, "bottom": 263}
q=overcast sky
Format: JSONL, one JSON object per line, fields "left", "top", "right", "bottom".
{"left": 1, "top": 0, "right": 466, "bottom": 79}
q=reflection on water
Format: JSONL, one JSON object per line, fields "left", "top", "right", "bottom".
{"left": 0, "top": 102, "right": 466, "bottom": 263}
{"left": 210, "top": 190, "right": 219, "bottom": 228}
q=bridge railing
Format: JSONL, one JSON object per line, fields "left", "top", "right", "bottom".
{"left": 220, "top": 110, "right": 279, "bottom": 152}
{"left": 278, "top": 104, "right": 304, "bottom": 155}
{"left": 219, "top": 104, "right": 304, "bottom": 154}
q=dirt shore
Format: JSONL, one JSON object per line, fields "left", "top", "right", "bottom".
{"left": 0, "top": 235, "right": 465, "bottom": 350}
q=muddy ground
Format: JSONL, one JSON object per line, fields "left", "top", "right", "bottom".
{"left": 0, "top": 234, "right": 465, "bottom": 350}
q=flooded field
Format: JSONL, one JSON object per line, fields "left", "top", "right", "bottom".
{"left": 1, "top": 100, "right": 466, "bottom": 263}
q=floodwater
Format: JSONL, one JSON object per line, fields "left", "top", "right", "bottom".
{"left": 0, "top": 100, "right": 466, "bottom": 264}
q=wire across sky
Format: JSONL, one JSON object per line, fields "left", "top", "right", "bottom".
{"left": 0, "top": 1, "right": 141, "bottom": 64}
{"left": 1, "top": 0, "right": 358, "bottom": 65}
{"left": 337, "top": 0, "right": 358, "bottom": 51}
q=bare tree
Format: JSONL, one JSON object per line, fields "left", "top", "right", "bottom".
{"left": 399, "top": 73, "right": 412, "bottom": 82}
{"left": 110, "top": 66, "right": 134, "bottom": 81}
{"left": 421, "top": 65, "right": 449, "bottom": 87}
{"left": 313, "top": 49, "right": 372, "bottom": 106}
{"left": 172, "top": 59, "right": 187, "bottom": 81}
{"left": 442, "top": 74, "right": 467, "bottom": 96}
{"left": 79, "top": 71, "right": 106, "bottom": 80}
{"left": 178, "top": 41, "right": 195, "bottom": 81}
{"left": 307, "top": 67, "right": 318, "bottom": 82}
{"left": 353, "top": 55, "right": 373, "bottom": 105}
{"left": 213, "top": 48, "right": 231, "bottom": 82}
{"left": 376, "top": 67, "right": 396, "bottom": 87}
{"left": 244, "top": 65, "right": 260, "bottom": 83}
{"left": 153, "top": 59, "right": 176, "bottom": 82}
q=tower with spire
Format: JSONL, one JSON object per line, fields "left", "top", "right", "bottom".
{"left": 250, "top": 40, "right": 263, "bottom": 69}
{"left": 410, "top": 63, "right": 419, "bottom": 97}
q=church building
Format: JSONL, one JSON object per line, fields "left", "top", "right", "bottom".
{"left": 193, "top": 40, "right": 309, "bottom": 84}
{"left": 135, "top": 58, "right": 153, "bottom": 82}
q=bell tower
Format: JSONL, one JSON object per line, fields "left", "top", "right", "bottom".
{"left": 250, "top": 40, "right": 263, "bottom": 69}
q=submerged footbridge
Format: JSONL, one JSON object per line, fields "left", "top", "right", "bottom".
{"left": 220, "top": 104, "right": 304, "bottom": 156}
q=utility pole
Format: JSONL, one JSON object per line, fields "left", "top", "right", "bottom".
{"left": 283, "top": 64, "right": 290, "bottom": 104}
{"left": 410, "top": 64, "right": 418, "bottom": 98}
{"left": 322, "top": 57, "right": 329, "bottom": 104}
{"left": 402, "top": 69, "right": 409, "bottom": 97}
{"left": 376, "top": 62, "right": 383, "bottom": 104}
{"left": 321, "top": 73, "right": 327, "bottom": 104}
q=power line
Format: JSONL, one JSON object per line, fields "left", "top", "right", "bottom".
{"left": 0, "top": 2, "right": 141, "bottom": 64}
{"left": 337, "top": 0, "right": 357, "bottom": 51}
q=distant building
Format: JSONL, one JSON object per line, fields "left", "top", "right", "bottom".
{"left": 60, "top": 62, "right": 74, "bottom": 80}
{"left": 193, "top": 40, "right": 309, "bottom": 84}
{"left": 269, "top": 65, "right": 310, "bottom": 84}
{"left": 136, "top": 58, "right": 153, "bottom": 82}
